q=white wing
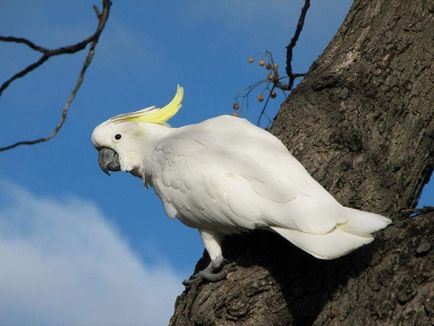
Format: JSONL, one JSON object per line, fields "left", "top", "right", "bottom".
{"left": 149, "top": 116, "right": 348, "bottom": 235}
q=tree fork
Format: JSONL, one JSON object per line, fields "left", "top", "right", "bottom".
{"left": 171, "top": 0, "right": 433, "bottom": 324}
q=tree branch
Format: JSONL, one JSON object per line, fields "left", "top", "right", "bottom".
{"left": 0, "top": 55, "right": 49, "bottom": 95}
{"left": 257, "top": 84, "right": 276, "bottom": 126}
{"left": 0, "top": 0, "right": 111, "bottom": 96}
{"left": 0, "top": 36, "right": 49, "bottom": 53}
{"left": 400, "top": 205, "right": 434, "bottom": 217}
{"left": 285, "top": 0, "right": 310, "bottom": 83}
{"left": 0, "top": 0, "right": 111, "bottom": 152}
{"left": 234, "top": 1, "right": 310, "bottom": 123}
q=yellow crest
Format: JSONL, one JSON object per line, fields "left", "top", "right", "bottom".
{"left": 111, "top": 85, "right": 184, "bottom": 124}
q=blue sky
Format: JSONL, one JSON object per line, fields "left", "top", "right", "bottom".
{"left": 1, "top": 1, "right": 432, "bottom": 325}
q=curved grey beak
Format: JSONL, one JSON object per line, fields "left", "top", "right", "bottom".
{"left": 98, "top": 147, "right": 121, "bottom": 176}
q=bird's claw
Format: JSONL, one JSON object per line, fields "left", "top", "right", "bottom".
{"left": 182, "top": 269, "right": 228, "bottom": 286}
{"left": 183, "top": 256, "right": 229, "bottom": 286}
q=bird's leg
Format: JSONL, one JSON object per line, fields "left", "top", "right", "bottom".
{"left": 183, "top": 230, "right": 228, "bottom": 285}
{"left": 196, "top": 254, "right": 226, "bottom": 281}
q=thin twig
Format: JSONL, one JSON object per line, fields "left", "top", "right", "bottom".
{"left": 0, "top": 0, "right": 111, "bottom": 96}
{"left": 400, "top": 206, "right": 434, "bottom": 217}
{"left": 0, "top": 55, "right": 49, "bottom": 95}
{"left": 0, "top": 0, "right": 111, "bottom": 152}
{"left": 274, "top": 73, "right": 305, "bottom": 90}
{"left": 234, "top": 1, "right": 310, "bottom": 122}
{"left": 0, "top": 36, "right": 49, "bottom": 53}
{"left": 234, "top": 79, "right": 269, "bottom": 103}
{"left": 285, "top": 0, "right": 310, "bottom": 89}
{"left": 257, "top": 84, "right": 276, "bottom": 126}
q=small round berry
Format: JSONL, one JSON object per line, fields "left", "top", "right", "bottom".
{"left": 258, "top": 94, "right": 264, "bottom": 102}
{"left": 270, "top": 91, "right": 277, "bottom": 98}
{"left": 267, "top": 73, "right": 274, "bottom": 81}
{"left": 248, "top": 56, "right": 254, "bottom": 63}
{"left": 232, "top": 103, "right": 240, "bottom": 110}
{"left": 258, "top": 59, "right": 265, "bottom": 66}
{"left": 265, "top": 63, "right": 272, "bottom": 70}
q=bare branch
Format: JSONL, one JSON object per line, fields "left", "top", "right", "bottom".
{"left": 0, "top": 36, "right": 49, "bottom": 53}
{"left": 257, "top": 84, "right": 276, "bottom": 126}
{"left": 233, "top": 50, "right": 306, "bottom": 123}
{"left": 93, "top": 4, "right": 102, "bottom": 18}
{"left": 0, "top": 0, "right": 111, "bottom": 152}
{"left": 274, "top": 74, "right": 305, "bottom": 90}
{"left": 400, "top": 206, "right": 434, "bottom": 217}
{"left": 233, "top": 2, "right": 310, "bottom": 122}
{"left": 0, "top": 0, "right": 111, "bottom": 96}
{"left": 0, "top": 55, "right": 49, "bottom": 95}
{"left": 285, "top": 0, "right": 310, "bottom": 89}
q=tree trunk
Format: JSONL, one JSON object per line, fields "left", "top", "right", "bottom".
{"left": 170, "top": 0, "right": 434, "bottom": 325}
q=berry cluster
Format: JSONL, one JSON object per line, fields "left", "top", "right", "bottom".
{"left": 232, "top": 52, "right": 282, "bottom": 121}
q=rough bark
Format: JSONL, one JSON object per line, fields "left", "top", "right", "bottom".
{"left": 171, "top": 213, "right": 433, "bottom": 325}
{"left": 170, "top": 0, "right": 434, "bottom": 324}
{"left": 270, "top": 0, "right": 434, "bottom": 217}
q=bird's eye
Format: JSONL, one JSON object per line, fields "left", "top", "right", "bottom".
{"left": 115, "top": 134, "right": 122, "bottom": 140}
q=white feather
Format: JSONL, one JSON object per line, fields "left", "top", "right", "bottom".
{"left": 339, "top": 207, "right": 391, "bottom": 235}
{"left": 271, "top": 226, "right": 374, "bottom": 259}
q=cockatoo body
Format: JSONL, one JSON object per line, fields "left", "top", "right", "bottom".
{"left": 92, "top": 86, "right": 391, "bottom": 283}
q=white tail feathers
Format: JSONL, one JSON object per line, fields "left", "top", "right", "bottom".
{"left": 339, "top": 207, "right": 391, "bottom": 235}
{"left": 271, "top": 208, "right": 391, "bottom": 260}
{"left": 271, "top": 226, "right": 374, "bottom": 259}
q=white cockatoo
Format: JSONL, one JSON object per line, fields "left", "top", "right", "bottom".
{"left": 92, "top": 85, "right": 391, "bottom": 283}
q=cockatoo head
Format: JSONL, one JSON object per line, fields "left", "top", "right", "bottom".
{"left": 92, "top": 85, "right": 184, "bottom": 176}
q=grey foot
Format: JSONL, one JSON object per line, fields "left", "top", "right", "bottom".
{"left": 183, "top": 255, "right": 228, "bottom": 286}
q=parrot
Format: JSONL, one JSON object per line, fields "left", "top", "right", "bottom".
{"left": 92, "top": 85, "right": 391, "bottom": 284}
